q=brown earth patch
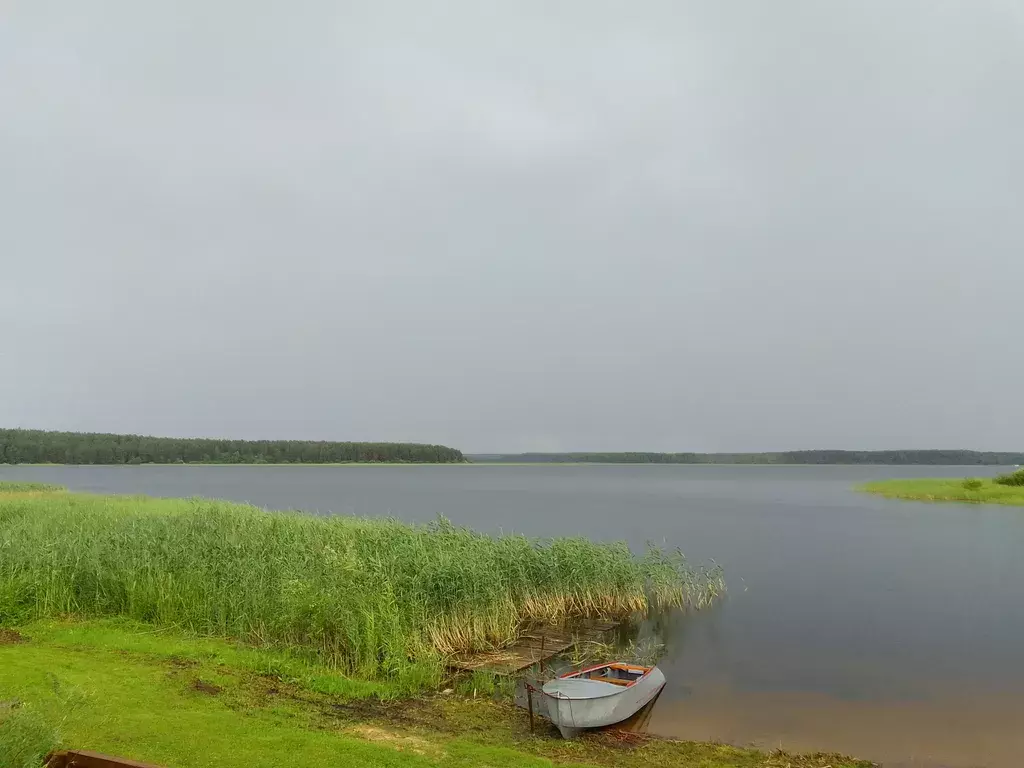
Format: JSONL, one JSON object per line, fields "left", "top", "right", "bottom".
{"left": 347, "top": 724, "right": 440, "bottom": 756}
{"left": 0, "top": 629, "right": 27, "bottom": 645}
{"left": 191, "top": 679, "right": 223, "bottom": 695}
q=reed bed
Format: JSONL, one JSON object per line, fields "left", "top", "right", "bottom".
{"left": 0, "top": 485, "right": 723, "bottom": 683}
{"left": 860, "top": 477, "right": 1024, "bottom": 507}
{"left": 0, "top": 481, "right": 64, "bottom": 493}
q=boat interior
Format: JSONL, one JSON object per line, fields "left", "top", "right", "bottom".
{"left": 566, "top": 663, "right": 650, "bottom": 687}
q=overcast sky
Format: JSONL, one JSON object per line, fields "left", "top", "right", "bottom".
{"left": 1, "top": 2, "right": 1022, "bottom": 453}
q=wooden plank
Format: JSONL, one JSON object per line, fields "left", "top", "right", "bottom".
{"left": 448, "top": 620, "right": 620, "bottom": 676}
{"left": 47, "top": 751, "right": 165, "bottom": 768}
{"left": 449, "top": 644, "right": 557, "bottom": 673}
{"left": 509, "top": 635, "right": 573, "bottom": 651}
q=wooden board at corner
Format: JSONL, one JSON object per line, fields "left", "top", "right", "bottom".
{"left": 47, "top": 750, "right": 165, "bottom": 768}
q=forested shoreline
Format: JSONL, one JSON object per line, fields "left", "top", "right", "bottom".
{"left": 473, "top": 450, "right": 1024, "bottom": 465}
{"left": 5, "top": 429, "right": 1019, "bottom": 466}
{"left": 0, "top": 429, "right": 464, "bottom": 465}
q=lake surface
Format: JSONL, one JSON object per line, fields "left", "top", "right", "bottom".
{"left": 4, "top": 463, "right": 1023, "bottom": 767}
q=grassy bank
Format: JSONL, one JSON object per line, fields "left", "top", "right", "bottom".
{"left": 860, "top": 473, "right": 1024, "bottom": 506}
{"left": 0, "top": 483, "right": 722, "bottom": 689}
{"left": 0, "top": 619, "right": 871, "bottom": 768}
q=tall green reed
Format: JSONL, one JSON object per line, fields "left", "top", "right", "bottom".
{"left": 0, "top": 489, "right": 722, "bottom": 683}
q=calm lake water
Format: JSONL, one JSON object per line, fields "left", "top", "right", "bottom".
{"left": 4, "top": 463, "right": 1023, "bottom": 767}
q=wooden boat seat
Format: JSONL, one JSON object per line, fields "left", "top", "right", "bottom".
{"left": 589, "top": 675, "right": 633, "bottom": 686}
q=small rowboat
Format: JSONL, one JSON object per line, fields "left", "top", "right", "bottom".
{"left": 541, "top": 662, "right": 666, "bottom": 739}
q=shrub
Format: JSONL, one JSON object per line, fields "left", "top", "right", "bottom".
{"left": 961, "top": 478, "right": 984, "bottom": 491}
{"left": 994, "top": 469, "right": 1024, "bottom": 487}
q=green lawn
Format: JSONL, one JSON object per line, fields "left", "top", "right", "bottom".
{"left": 0, "top": 619, "right": 869, "bottom": 768}
{"left": 860, "top": 477, "right": 1024, "bottom": 506}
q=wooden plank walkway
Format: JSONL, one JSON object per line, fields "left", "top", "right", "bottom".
{"left": 448, "top": 620, "right": 619, "bottom": 676}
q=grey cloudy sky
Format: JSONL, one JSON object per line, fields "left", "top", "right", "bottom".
{"left": 2, "top": 2, "right": 1022, "bottom": 452}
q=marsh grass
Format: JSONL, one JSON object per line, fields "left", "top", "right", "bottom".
{"left": 566, "top": 636, "right": 667, "bottom": 669}
{"left": 0, "top": 706, "right": 58, "bottom": 768}
{"left": 0, "top": 482, "right": 64, "bottom": 494}
{"left": 452, "top": 670, "right": 516, "bottom": 699}
{"left": 860, "top": 477, "right": 1024, "bottom": 506}
{"left": 0, "top": 490, "right": 722, "bottom": 686}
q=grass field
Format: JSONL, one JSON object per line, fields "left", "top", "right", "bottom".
{"left": 860, "top": 475, "right": 1024, "bottom": 506}
{"left": 0, "top": 618, "right": 871, "bottom": 768}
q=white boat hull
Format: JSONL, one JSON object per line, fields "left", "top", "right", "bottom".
{"left": 543, "top": 666, "right": 666, "bottom": 739}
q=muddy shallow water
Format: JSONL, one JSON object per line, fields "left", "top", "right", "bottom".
{"left": 651, "top": 688, "right": 1024, "bottom": 767}
{"left": 4, "top": 463, "right": 1023, "bottom": 767}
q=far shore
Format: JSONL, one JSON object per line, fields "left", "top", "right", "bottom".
{"left": 4, "top": 461, "right": 1023, "bottom": 468}
{"left": 3, "top": 461, "right": 471, "bottom": 467}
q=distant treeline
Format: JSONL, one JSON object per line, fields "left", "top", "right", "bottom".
{"left": 473, "top": 450, "right": 1024, "bottom": 465}
{"left": 0, "top": 429, "right": 464, "bottom": 465}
